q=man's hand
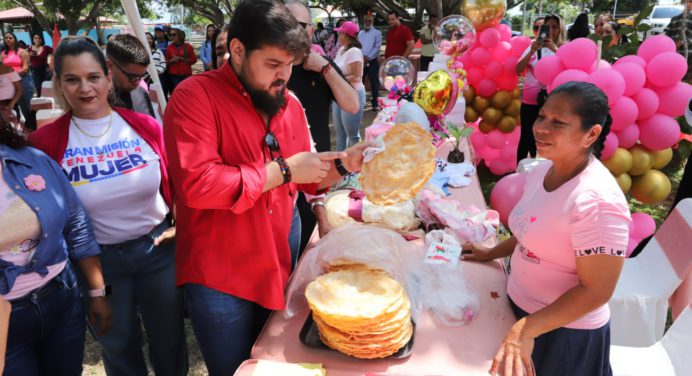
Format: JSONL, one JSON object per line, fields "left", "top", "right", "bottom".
{"left": 89, "top": 297, "right": 112, "bottom": 336}
{"left": 303, "top": 51, "right": 329, "bottom": 73}
{"left": 341, "top": 142, "right": 372, "bottom": 173}
{"left": 312, "top": 204, "right": 333, "bottom": 238}
{"left": 287, "top": 151, "right": 347, "bottom": 184}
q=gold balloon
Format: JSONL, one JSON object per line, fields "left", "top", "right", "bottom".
{"left": 497, "top": 116, "right": 517, "bottom": 133}
{"left": 631, "top": 170, "right": 672, "bottom": 204}
{"left": 513, "top": 87, "right": 521, "bottom": 98}
{"left": 628, "top": 145, "right": 653, "bottom": 176}
{"left": 603, "top": 148, "right": 633, "bottom": 176}
{"left": 473, "top": 96, "right": 490, "bottom": 112}
{"left": 650, "top": 148, "right": 673, "bottom": 170}
{"left": 465, "top": 107, "right": 480, "bottom": 123}
{"left": 479, "top": 120, "right": 495, "bottom": 134}
{"left": 413, "top": 70, "right": 457, "bottom": 116}
{"left": 614, "top": 173, "right": 632, "bottom": 194}
{"left": 461, "top": 0, "right": 507, "bottom": 32}
{"left": 505, "top": 99, "right": 521, "bottom": 117}
{"left": 464, "top": 86, "right": 476, "bottom": 103}
{"left": 491, "top": 91, "right": 512, "bottom": 109}
{"left": 481, "top": 107, "right": 503, "bottom": 125}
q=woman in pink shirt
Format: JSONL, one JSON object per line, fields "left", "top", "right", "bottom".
{"left": 1, "top": 32, "right": 33, "bottom": 129}
{"left": 463, "top": 82, "right": 630, "bottom": 376}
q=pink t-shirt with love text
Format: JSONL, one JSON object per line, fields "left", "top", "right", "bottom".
{"left": 507, "top": 158, "right": 630, "bottom": 329}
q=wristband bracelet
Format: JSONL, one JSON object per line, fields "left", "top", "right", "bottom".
{"left": 334, "top": 158, "right": 349, "bottom": 176}
{"left": 310, "top": 201, "right": 326, "bottom": 212}
{"left": 275, "top": 157, "right": 292, "bottom": 184}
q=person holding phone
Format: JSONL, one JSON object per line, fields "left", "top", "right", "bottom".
{"left": 515, "top": 14, "right": 566, "bottom": 164}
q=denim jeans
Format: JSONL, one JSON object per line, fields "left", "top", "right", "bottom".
{"left": 4, "top": 264, "right": 85, "bottom": 376}
{"left": 169, "top": 74, "right": 189, "bottom": 93}
{"left": 288, "top": 204, "right": 302, "bottom": 271}
{"left": 31, "top": 67, "right": 50, "bottom": 97}
{"left": 183, "top": 283, "right": 271, "bottom": 376}
{"left": 363, "top": 58, "right": 380, "bottom": 109}
{"left": 18, "top": 74, "right": 35, "bottom": 128}
{"left": 97, "top": 221, "right": 188, "bottom": 376}
{"left": 332, "top": 87, "right": 366, "bottom": 151}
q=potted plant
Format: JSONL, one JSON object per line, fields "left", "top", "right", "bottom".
{"left": 446, "top": 121, "right": 474, "bottom": 163}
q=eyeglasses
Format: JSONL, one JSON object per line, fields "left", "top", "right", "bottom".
{"left": 264, "top": 131, "right": 282, "bottom": 160}
{"left": 110, "top": 59, "right": 146, "bottom": 83}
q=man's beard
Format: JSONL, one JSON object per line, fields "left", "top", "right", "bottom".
{"left": 237, "top": 66, "right": 286, "bottom": 117}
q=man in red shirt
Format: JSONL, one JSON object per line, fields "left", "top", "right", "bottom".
{"left": 165, "top": 28, "right": 196, "bottom": 92}
{"left": 384, "top": 11, "right": 415, "bottom": 58}
{"left": 163, "top": 1, "right": 368, "bottom": 373}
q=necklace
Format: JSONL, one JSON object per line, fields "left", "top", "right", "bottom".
{"left": 72, "top": 111, "right": 113, "bottom": 138}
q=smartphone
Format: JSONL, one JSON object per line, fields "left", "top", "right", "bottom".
{"left": 538, "top": 24, "right": 550, "bottom": 43}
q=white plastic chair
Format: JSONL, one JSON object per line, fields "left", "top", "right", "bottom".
{"left": 610, "top": 304, "right": 692, "bottom": 376}
{"left": 40, "top": 81, "right": 54, "bottom": 98}
{"left": 609, "top": 198, "right": 692, "bottom": 347}
{"left": 35, "top": 108, "right": 64, "bottom": 129}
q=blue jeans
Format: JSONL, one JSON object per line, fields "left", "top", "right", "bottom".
{"left": 183, "top": 284, "right": 270, "bottom": 376}
{"left": 288, "top": 204, "right": 301, "bottom": 271}
{"left": 4, "top": 264, "right": 85, "bottom": 376}
{"left": 169, "top": 74, "right": 189, "bottom": 93}
{"left": 98, "top": 221, "right": 188, "bottom": 376}
{"left": 332, "top": 88, "right": 366, "bottom": 151}
{"left": 18, "top": 74, "right": 35, "bottom": 127}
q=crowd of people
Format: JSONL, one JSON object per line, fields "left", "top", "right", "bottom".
{"left": 0, "top": 1, "right": 689, "bottom": 375}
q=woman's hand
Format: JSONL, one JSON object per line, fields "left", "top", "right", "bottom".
{"left": 89, "top": 296, "right": 112, "bottom": 336}
{"left": 341, "top": 141, "right": 372, "bottom": 173}
{"left": 461, "top": 242, "right": 495, "bottom": 261}
{"left": 530, "top": 39, "right": 541, "bottom": 53}
{"left": 154, "top": 226, "right": 176, "bottom": 246}
{"left": 543, "top": 37, "right": 556, "bottom": 52}
{"left": 490, "top": 318, "right": 536, "bottom": 376}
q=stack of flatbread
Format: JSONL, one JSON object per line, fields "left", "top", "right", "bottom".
{"left": 359, "top": 122, "right": 435, "bottom": 206}
{"left": 305, "top": 263, "right": 413, "bottom": 359}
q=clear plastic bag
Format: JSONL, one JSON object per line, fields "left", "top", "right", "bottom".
{"left": 284, "top": 224, "right": 480, "bottom": 327}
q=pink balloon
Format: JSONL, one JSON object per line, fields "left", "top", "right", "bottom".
{"left": 610, "top": 96, "right": 639, "bottom": 131}
{"left": 615, "top": 55, "right": 647, "bottom": 69}
{"left": 471, "top": 47, "right": 492, "bottom": 66}
{"left": 589, "top": 69, "right": 625, "bottom": 105}
{"left": 646, "top": 52, "right": 688, "bottom": 88}
{"left": 470, "top": 129, "right": 487, "bottom": 150}
{"left": 534, "top": 55, "right": 565, "bottom": 86}
{"left": 488, "top": 159, "right": 513, "bottom": 176}
{"left": 485, "top": 61, "right": 504, "bottom": 79}
{"left": 626, "top": 237, "right": 639, "bottom": 257}
{"left": 639, "top": 114, "right": 681, "bottom": 150}
{"left": 510, "top": 36, "right": 532, "bottom": 57}
{"left": 490, "top": 172, "right": 527, "bottom": 225}
{"left": 633, "top": 88, "right": 660, "bottom": 120}
{"left": 556, "top": 38, "right": 598, "bottom": 71}
{"left": 497, "top": 24, "right": 513, "bottom": 42}
{"left": 460, "top": 52, "right": 472, "bottom": 68}
{"left": 508, "top": 126, "right": 521, "bottom": 144}
{"left": 503, "top": 56, "right": 519, "bottom": 75}
{"left": 631, "top": 213, "right": 656, "bottom": 239}
{"left": 550, "top": 69, "right": 590, "bottom": 92}
{"left": 480, "top": 28, "right": 501, "bottom": 48}
{"left": 496, "top": 73, "right": 519, "bottom": 91}
{"left": 615, "top": 124, "right": 640, "bottom": 149}
{"left": 656, "top": 82, "right": 692, "bottom": 117}
{"left": 467, "top": 66, "right": 484, "bottom": 86}
{"left": 638, "top": 35, "right": 677, "bottom": 62}
{"left": 492, "top": 41, "right": 512, "bottom": 60}
{"left": 500, "top": 143, "right": 516, "bottom": 161}
{"left": 601, "top": 132, "right": 619, "bottom": 160}
{"left": 613, "top": 62, "right": 646, "bottom": 97}
{"left": 477, "top": 78, "right": 498, "bottom": 97}
{"left": 487, "top": 129, "right": 508, "bottom": 149}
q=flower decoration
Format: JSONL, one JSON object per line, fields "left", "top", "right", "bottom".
{"left": 23, "top": 174, "right": 46, "bottom": 192}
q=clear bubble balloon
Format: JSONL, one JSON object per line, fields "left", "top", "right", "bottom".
{"left": 379, "top": 56, "right": 415, "bottom": 89}
{"left": 434, "top": 15, "right": 477, "bottom": 55}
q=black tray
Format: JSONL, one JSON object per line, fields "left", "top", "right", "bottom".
{"left": 299, "top": 314, "right": 415, "bottom": 359}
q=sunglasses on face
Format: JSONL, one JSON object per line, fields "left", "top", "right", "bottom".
{"left": 110, "top": 59, "right": 146, "bottom": 83}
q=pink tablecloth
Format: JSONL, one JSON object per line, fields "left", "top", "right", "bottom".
{"left": 251, "top": 139, "right": 517, "bottom": 376}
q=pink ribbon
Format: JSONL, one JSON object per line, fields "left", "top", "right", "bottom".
{"left": 348, "top": 190, "right": 364, "bottom": 222}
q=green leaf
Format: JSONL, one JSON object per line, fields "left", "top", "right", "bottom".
{"left": 620, "top": 26, "right": 635, "bottom": 35}
{"left": 460, "top": 127, "right": 474, "bottom": 138}
{"left": 637, "top": 24, "right": 652, "bottom": 32}
{"left": 635, "top": 4, "right": 655, "bottom": 25}
{"left": 589, "top": 34, "right": 602, "bottom": 43}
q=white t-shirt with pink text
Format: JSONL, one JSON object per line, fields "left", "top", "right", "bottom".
{"left": 507, "top": 157, "right": 630, "bottom": 329}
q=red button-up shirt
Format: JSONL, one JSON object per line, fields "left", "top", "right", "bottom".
{"left": 164, "top": 63, "right": 319, "bottom": 310}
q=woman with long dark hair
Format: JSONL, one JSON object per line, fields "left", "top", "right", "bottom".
{"left": 331, "top": 21, "right": 365, "bottom": 151}
{"left": 28, "top": 33, "right": 52, "bottom": 97}
{"left": 1, "top": 32, "right": 33, "bottom": 128}
{"left": 1, "top": 103, "right": 111, "bottom": 375}
{"left": 28, "top": 36, "right": 187, "bottom": 375}
{"left": 145, "top": 32, "right": 166, "bottom": 85}
{"left": 200, "top": 24, "right": 216, "bottom": 71}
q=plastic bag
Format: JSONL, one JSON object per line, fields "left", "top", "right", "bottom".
{"left": 284, "top": 224, "right": 480, "bottom": 327}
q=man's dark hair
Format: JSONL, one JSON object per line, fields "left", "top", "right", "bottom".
{"left": 227, "top": 0, "right": 309, "bottom": 58}
{"left": 388, "top": 11, "right": 399, "bottom": 18}
{"left": 106, "top": 34, "right": 150, "bottom": 66}
{"left": 317, "top": 22, "right": 324, "bottom": 29}
{"left": 211, "top": 23, "right": 231, "bottom": 70}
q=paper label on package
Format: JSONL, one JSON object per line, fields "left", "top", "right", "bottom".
{"left": 424, "top": 241, "right": 461, "bottom": 266}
